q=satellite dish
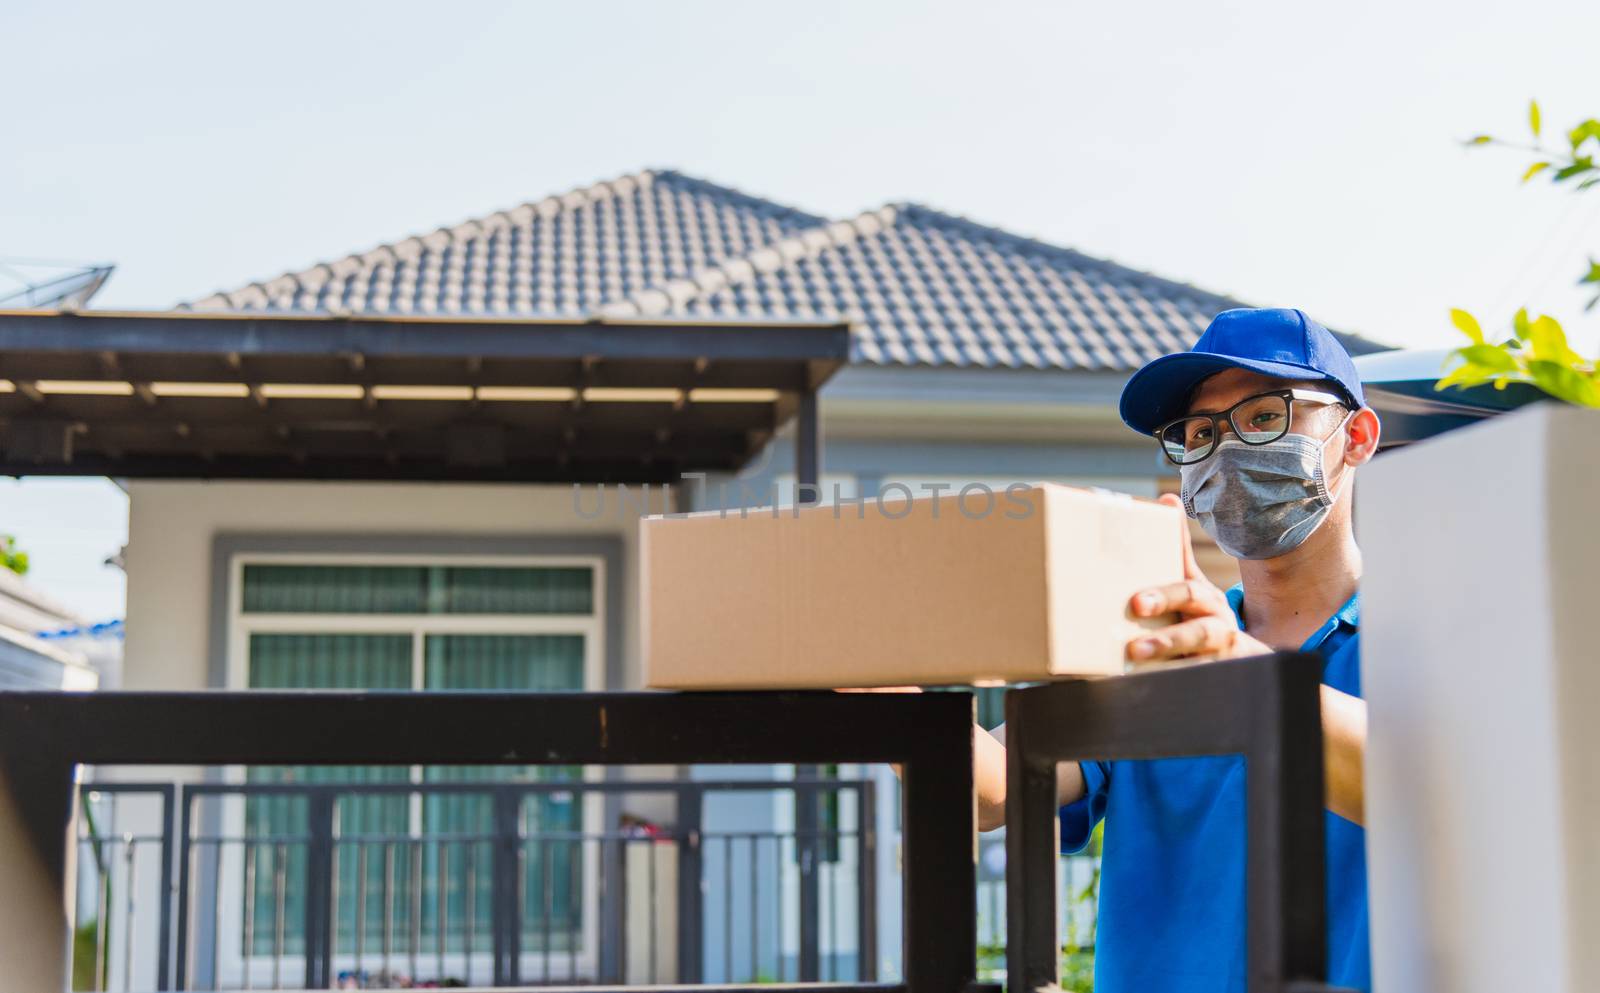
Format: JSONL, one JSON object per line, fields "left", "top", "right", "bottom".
{"left": 0, "top": 258, "right": 115, "bottom": 309}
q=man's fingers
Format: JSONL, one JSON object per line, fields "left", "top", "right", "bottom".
{"left": 836, "top": 686, "right": 923, "bottom": 693}
{"left": 1157, "top": 493, "right": 1203, "bottom": 581}
{"left": 1126, "top": 615, "right": 1236, "bottom": 662}
{"left": 1130, "top": 578, "right": 1229, "bottom": 618}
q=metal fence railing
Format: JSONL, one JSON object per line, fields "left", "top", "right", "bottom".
{"left": 4, "top": 662, "right": 1341, "bottom": 993}
{"left": 973, "top": 834, "right": 1099, "bottom": 990}
{"left": 73, "top": 776, "right": 875, "bottom": 991}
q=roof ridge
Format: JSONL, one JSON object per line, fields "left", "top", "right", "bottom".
{"left": 648, "top": 168, "right": 828, "bottom": 226}
{"left": 887, "top": 201, "right": 1251, "bottom": 310}
{"left": 892, "top": 201, "right": 1391, "bottom": 352}
{"left": 598, "top": 205, "right": 902, "bottom": 318}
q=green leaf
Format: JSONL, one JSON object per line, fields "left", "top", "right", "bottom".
{"left": 1531, "top": 100, "right": 1542, "bottom": 138}
{"left": 1436, "top": 363, "right": 1500, "bottom": 391}
{"left": 1579, "top": 177, "right": 1600, "bottom": 192}
{"left": 1528, "top": 315, "right": 1582, "bottom": 365}
{"left": 1528, "top": 360, "right": 1600, "bottom": 407}
{"left": 1523, "top": 161, "right": 1551, "bottom": 183}
{"left": 1458, "top": 343, "right": 1520, "bottom": 372}
{"left": 1570, "top": 120, "right": 1600, "bottom": 150}
{"left": 1449, "top": 308, "right": 1485, "bottom": 343}
{"left": 1513, "top": 308, "right": 1533, "bottom": 340}
{"left": 1466, "top": 135, "right": 1494, "bottom": 146}
{"left": 1581, "top": 259, "right": 1600, "bottom": 285}
{"left": 1554, "top": 157, "right": 1595, "bottom": 182}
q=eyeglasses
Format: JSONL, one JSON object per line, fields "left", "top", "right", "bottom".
{"left": 1154, "top": 388, "right": 1345, "bottom": 466}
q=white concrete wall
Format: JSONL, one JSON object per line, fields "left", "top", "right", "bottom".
{"left": 122, "top": 480, "right": 664, "bottom": 691}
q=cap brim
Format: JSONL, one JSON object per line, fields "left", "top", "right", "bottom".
{"left": 1118, "top": 352, "right": 1349, "bottom": 435}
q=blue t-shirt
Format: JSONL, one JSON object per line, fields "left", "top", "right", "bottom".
{"left": 1059, "top": 587, "right": 1368, "bottom": 992}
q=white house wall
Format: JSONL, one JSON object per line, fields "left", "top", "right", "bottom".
{"left": 122, "top": 480, "right": 663, "bottom": 692}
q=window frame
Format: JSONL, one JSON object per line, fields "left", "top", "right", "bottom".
{"left": 215, "top": 550, "right": 607, "bottom": 985}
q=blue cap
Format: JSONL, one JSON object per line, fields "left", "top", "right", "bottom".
{"left": 1118, "top": 308, "right": 1365, "bottom": 434}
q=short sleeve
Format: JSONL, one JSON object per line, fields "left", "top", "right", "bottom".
{"left": 1059, "top": 760, "right": 1111, "bottom": 853}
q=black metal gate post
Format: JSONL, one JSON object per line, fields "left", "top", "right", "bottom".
{"left": 856, "top": 777, "right": 878, "bottom": 982}
{"left": 675, "top": 782, "right": 704, "bottom": 982}
{"left": 900, "top": 695, "right": 977, "bottom": 993}
{"left": 792, "top": 381, "right": 826, "bottom": 981}
{"left": 303, "top": 788, "right": 337, "bottom": 988}
{"left": 1004, "top": 652, "right": 1355, "bottom": 993}
{"left": 796, "top": 776, "right": 822, "bottom": 981}
{"left": 491, "top": 786, "right": 523, "bottom": 986}
{"left": 0, "top": 688, "right": 976, "bottom": 993}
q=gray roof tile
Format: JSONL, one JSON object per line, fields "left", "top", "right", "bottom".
{"left": 192, "top": 169, "right": 1388, "bottom": 368}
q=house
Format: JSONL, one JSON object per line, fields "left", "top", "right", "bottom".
{"left": 1, "top": 168, "right": 1386, "bottom": 988}
{"left": 0, "top": 565, "right": 103, "bottom": 690}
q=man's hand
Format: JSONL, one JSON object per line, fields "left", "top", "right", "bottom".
{"left": 1126, "top": 494, "right": 1272, "bottom": 663}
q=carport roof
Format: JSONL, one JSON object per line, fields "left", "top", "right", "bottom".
{"left": 0, "top": 309, "right": 848, "bottom": 483}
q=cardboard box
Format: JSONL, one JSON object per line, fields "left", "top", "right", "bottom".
{"left": 1361, "top": 403, "right": 1600, "bottom": 993}
{"left": 641, "top": 483, "right": 1185, "bottom": 689}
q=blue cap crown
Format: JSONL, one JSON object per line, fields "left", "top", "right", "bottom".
{"left": 1118, "top": 308, "right": 1364, "bottom": 434}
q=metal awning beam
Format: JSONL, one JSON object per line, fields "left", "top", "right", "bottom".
{"left": 0, "top": 309, "right": 850, "bottom": 367}
{"left": 0, "top": 309, "right": 846, "bottom": 482}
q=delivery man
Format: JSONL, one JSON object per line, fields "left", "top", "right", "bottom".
{"left": 972, "top": 307, "right": 1377, "bottom": 991}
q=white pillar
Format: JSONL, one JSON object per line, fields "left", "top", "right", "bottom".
{"left": 1361, "top": 403, "right": 1600, "bottom": 993}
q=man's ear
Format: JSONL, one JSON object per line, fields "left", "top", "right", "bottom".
{"left": 1343, "top": 407, "right": 1381, "bottom": 466}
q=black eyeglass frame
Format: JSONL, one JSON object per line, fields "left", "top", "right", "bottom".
{"left": 1153, "top": 388, "right": 1346, "bottom": 466}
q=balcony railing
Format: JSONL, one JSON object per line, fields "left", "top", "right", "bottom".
{"left": 74, "top": 776, "right": 878, "bottom": 990}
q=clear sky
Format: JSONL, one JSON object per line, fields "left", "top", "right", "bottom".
{"left": 3, "top": 0, "right": 1598, "bottom": 619}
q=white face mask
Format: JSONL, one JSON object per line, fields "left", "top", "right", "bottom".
{"left": 1178, "top": 413, "right": 1354, "bottom": 560}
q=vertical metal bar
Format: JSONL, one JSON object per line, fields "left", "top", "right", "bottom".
{"left": 382, "top": 842, "right": 394, "bottom": 980}
{"left": 541, "top": 838, "right": 553, "bottom": 982}
{"left": 211, "top": 841, "right": 223, "bottom": 991}
{"left": 514, "top": 818, "right": 528, "bottom": 985}
{"left": 794, "top": 386, "right": 820, "bottom": 499}
{"left": 353, "top": 843, "right": 365, "bottom": 983}
{"left": 599, "top": 834, "right": 622, "bottom": 984}
{"left": 157, "top": 786, "right": 177, "bottom": 992}
{"left": 490, "top": 790, "right": 519, "bottom": 985}
{"left": 94, "top": 838, "right": 109, "bottom": 991}
{"left": 174, "top": 794, "right": 195, "bottom": 991}
{"left": 272, "top": 842, "right": 286, "bottom": 990}
{"left": 72, "top": 837, "right": 89, "bottom": 991}
{"left": 824, "top": 842, "right": 835, "bottom": 982}
{"left": 647, "top": 839, "right": 658, "bottom": 984}
{"left": 409, "top": 839, "right": 422, "bottom": 984}
{"left": 568, "top": 838, "right": 580, "bottom": 981}
{"left": 673, "top": 784, "right": 703, "bottom": 983}
{"left": 749, "top": 835, "right": 759, "bottom": 984}
{"left": 796, "top": 781, "right": 821, "bottom": 981}
{"left": 1005, "top": 688, "right": 1063, "bottom": 993}
{"left": 437, "top": 839, "right": 448, "bottom": 981}
{"left": 328, "top": 840, "right": 340, "bottom": 980}
{"left": 464, "top": 842, "right": 476, "bottom": 986}
{"left": 124, "top": 838, "right": 139, "bottom": 993}
{"left": 723, "top": 835, "right": 734, "bottom": 983}
{"left": 303, "top": 790, "right": 336, "bottom": 988}
{"left": 857, "top": 780, "right": 878, "bottom": 981}
{"left": 902, "top": 693, "right": 977, "bottom": 993}
{"left": 242, "top": 841, "right": 256, "bottom": 991}
{"left": 775, "top": 836, "right": 786, "bottom": 982}
{"left": 1245, "top": 657, "right": 1328, "bottom": 991}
